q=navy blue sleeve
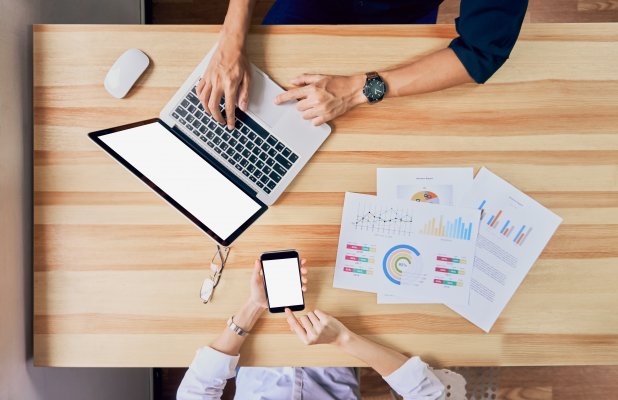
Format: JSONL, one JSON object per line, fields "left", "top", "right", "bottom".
{"left": 448, "top": 0, "right": 528, "bottom": 83}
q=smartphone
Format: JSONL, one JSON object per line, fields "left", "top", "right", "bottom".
{"left": 260, "top": 250, "right": 305, "bottom": 313}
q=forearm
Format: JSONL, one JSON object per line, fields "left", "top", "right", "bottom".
{"left": 336, "top": 330, "right": 408, "bottom": 377}
{"left": 210, "top": 300, "right": 264, "bottom": 356}
{"left": 381, "top": 48, "right": 474, "bottom": 98}
{"left": 221, "top": 0, "right": 256, "bottom": 49}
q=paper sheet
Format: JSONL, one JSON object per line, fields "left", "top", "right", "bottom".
{"left": 377, "top": 168, "right": 474, "bottom": 206}
{"left": 448, "top": 168, "right": 563, "bottom": 332}
{"left": 333, "top": 193, "right": 480, "bottom": 305}
{"left": 377, "top": 168, "right": 474, "bottom": 304}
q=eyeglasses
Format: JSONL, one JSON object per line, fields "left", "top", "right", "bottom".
{"left": 199, "top": 245, "right": 231, "bottom": 304}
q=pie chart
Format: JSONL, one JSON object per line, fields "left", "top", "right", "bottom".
{"left": 382, "top": 244, "right": 422, "bottom": 285}
{"left": 411, "top": 191, "right": 440, "bottom": 204}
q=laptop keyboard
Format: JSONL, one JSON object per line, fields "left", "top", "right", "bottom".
{"left": 171, "top": 87, "right": 299, "bottom": 194}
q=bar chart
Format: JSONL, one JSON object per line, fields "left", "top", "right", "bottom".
{"left": 478, "top": 199, "right": 533, "bottom": 246}
{"left": 419, "top": 215, "right": 474, "bottom": 240}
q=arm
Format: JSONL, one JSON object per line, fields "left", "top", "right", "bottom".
{"left": 196, "top": 0, "right": 256, "bottom": 129}
{"left": 178, "top": 260, "right": 308, "bottom": 400}
{"left": 285, "top": 309, "right": 445, "bottom": 400}
{"left": 275, "top": 0, "right": 528, "bottom": 125}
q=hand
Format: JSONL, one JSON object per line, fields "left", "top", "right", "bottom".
{"left": 196, "top": 38, "right": 251, "bottom": 130}
{"left": 285, "top": 308, "right": 350, "bottom": 346}
{"left": 274, "top": 74, "right": 367, "bottom": 126}
{"left": 249, "top": 259, "right": 308, "bottom": 309}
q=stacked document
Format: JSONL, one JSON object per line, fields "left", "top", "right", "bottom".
{"left": 333, "top": 167, "right": 562, "bottom": 332}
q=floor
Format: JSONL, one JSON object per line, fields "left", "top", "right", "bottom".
{"left": 148, "top": 1, "right": 618, "bottom": 399}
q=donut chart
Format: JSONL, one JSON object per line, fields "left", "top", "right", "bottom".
{"left": 412, "top": 191, "right": 440, "bottom": 204}
{"left": 382, "top": 244, "right": 422, "bottom": 285}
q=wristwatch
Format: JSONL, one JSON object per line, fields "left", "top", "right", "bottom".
{"left": 227, "top": 316, "right": 249, "bottom": 337}
{"left": 362, "top": 71, "right": 387, "bottom": 104}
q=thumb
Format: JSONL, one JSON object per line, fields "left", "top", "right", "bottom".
{"left": 291, "top": 74, "right": 323, "bottom": 86}
{"left": 252, "top": 259, "right": 261, "bottom": 281}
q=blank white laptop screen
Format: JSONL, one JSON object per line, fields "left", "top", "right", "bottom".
{"left": 99, "top": 122, "right": 262, "bottom": 241}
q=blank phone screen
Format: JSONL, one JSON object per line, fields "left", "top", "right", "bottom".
{"left": 262, "top": 258, "right": 303, "bottom": 308}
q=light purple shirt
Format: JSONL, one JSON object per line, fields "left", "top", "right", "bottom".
{"left": 177, "top": 347, "right": 449, "bottom": 400}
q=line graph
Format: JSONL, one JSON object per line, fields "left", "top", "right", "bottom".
{"left": 352, "top": 200, "right": 415, "bottom": 236}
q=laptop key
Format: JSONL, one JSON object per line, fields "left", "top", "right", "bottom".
{"left": 232, "top": 130, "right": 240, "bottom": 139}
{"left": 235, "top": 164, "right": 243, "bottom": 171}
{"left": 249, "top": 175, "right": 257, "bottom": 182}
{"left": 261, "top": 143, "right": 270, "bottom": 152}
{"left": 254, "top": 170, "right": 263, "bottom": 179}
{"left": 187, "top": 93, "right": 199, "bottom": 104}
{"left": 192, "top": 127, "right": 200, "bottom": 136}
{"left": 282, "top": 148, "right": 292, "bottom": 158}
{"left": 192, "top": 120, "right": 200, "bottom": 129}
{"left": 267, "top": 180, "right": 277, "bottom": 189}
{"left": 199, "top": 126, "right": 207, "bottom": 134}
{"left": 199, "top": 136, "right": 207, "bottom": 142}
{"left": 207, "top": 141, "right": 215, "bottom": 148}
{"left": 242, "top": 149, "right": 251, "bottom": 158}
{"left": 269, "top": 171, "right": 282, "bottom": 183}
{"left": 188, "top": 105, "right": 196, "bottom": 114}
{"left": 240, "top": 136, "right": 248, "bottom": 144}
{"left": 241, "top": 126, "right": 251, "bottom": 135}
{"left": 260, "top": 175, "right": 269, "bottom": 184}
{"left": 266, "top": 136, "right": 277, "bottom": 146}
{"left": 268, "top": 148, "right": 277, "bottom": 157}
{"left": 208, "top": 121, "right": 217, "bottom": 130}
{"left": 220, "top": 143, "right": 228, "bottom": 151}
{"left": 206, "top": 132, "right": 214, "bottom": 139}
{"left": 229, "top": 138, "right": 237, "bottom": 147}
{"left": 249, "top": 155, "right": 257, "bottom": 164}
{"left": 273, "top": 163, "right": 287, "bottom": 176}
{"left": 242, "top": 170, "right": 250, "bottom": 177}
{"left": 226, "top": 147, "right": 235, "bottom": 156}
{"left": 252, "top": 147, "right": 261, "bottom": 156}
{"left": 215, "top": 127, "right": 224, "bottom": 135}
{"left": 186, "top": 114, "right": 195, "bottom": 123}
{"left": 214, "top": 137, "right": 222, "bottom": 145}
{"left": 221, "top": 153, "right": 229, "bottom": 160}
{"left": 222, "top": 133, "right": 231, "bottom": 141}
{"left": 275, "top": 154, "right": 293, "bottom": 170}
{"left": 214, "top": 147, "right": 221, "bottom": 154}
{"left": 181, "top": 99, "right": 190, "bottom": 108}
{"left": 259, "top": 152, "right": 268, "bottom": 161}
{"left": 233, "top": 153, "right": 242, "bottom": 162}
{"left": 246, "top": 142, "right": 255, "bottom": 150}
{"left": 256, "top": 160, "right": 265, "bottom": 169}
{"left": 235, "top": 143, "right": 244, "bottom": 152}
{"left": 172, "top": 112, "right": 180, "bottom": 120}
{"left": 257, "top": 181, "right": 265, "bottom": 188}
{"left": 235, "top": 120, "right": 242, "bottom": 129}
{"left": 248, "top": 132, "right": 257, "bottom": 140}
{"left": 240, "top": 159, "right": 249, "bottom": 167}
{"left": 247, "top": 164, "right": 256, "bottom": 173}
{"left": 275, "top": 142, "right": 284, "bottom": 152}
{"left": 266, "top": 158, "right": 275, "bottom": 167}
{"left": 195, "top": 111, "right": 203, "bottom": 120}
{"left": 263, "top": 166, "right": 272, "bottom": 174}
{"left": 289, "top": 153, "right": 299, "bottom": 163}
{"left": 255, "top": 137, "right": 263, "bottom": 146}
{"left": 264, "top": 187, "right": 271, "bottom": 194}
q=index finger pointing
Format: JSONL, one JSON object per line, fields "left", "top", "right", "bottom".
{"left": 275, "top": 86, "right": 309, "bottom": 105}
{"left": 285, "top": 308, "right": 308, "bottom": 343}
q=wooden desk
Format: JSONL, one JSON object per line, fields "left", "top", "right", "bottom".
{"left": 33, "top": 24, "right": 618, "bottom": 367}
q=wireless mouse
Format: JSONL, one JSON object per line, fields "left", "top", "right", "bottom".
{"left": 104, "top": 48, "right": 150, "bottom": 99}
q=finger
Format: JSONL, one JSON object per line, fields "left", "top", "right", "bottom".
{"left": 312, "top": 116, "right": 326, "bottom": 126}
{"left": 251, "top": 259, "right": 261, "bottom": 281}
{"left": 299, "top": 315, "right": 316, "bottom": 334}
{"left": 224, "top": 86, "right": 238, "bottom": 130}
{"left": 291, "top": 74, "right": 323, "bottom": 86}
{"left": 302, "top": 285, "right": 307, "bottom": 292}
{"left": 274, "top": 86, "right": 309, "bottom": 105}
{"left": 314, "top": 309, "right": 328, "bottom": 321}
{"left": 285, "top": 308, "right": 308, "bottom": 342}
{"left": 307, "top": 311, "right": 320, "bottom": 327}
{"left": 238, "top": 71, "right": 251, "bottom": 111}
{"left": 209, "top": 86, "right": 225, "bottom": 124}
{"left": 300, "top": 267, "right": 308, "bottom": 275}
{"left": 296, "top": 99, "right": 313, "bottom": 112}
{"left": 199, "top": 81, "right": 212, "bottom": 114}
{"left": 195, "top": 79, "right": 206, "bottom": 96}
{"left": 302, "top": 107, "right": 321, "bottom": 120}
{"left": 301, "top": 276, "right": 308, "bottom": 284}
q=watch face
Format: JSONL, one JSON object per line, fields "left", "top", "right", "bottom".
{"left": 364, "top": 78, "right": 386, "bottom": 102}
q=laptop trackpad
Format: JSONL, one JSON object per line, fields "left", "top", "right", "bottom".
{"left": 247, "top": 65, "right": 296, "bottom": 128}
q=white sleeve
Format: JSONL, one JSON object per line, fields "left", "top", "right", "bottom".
{"left": 177, "top": 347, "right": 239, "bottom": 400}
{"left": 382, "top": 357, "right": 446, "bottom": 400}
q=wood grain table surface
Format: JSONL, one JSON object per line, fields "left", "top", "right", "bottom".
{"left": 33, "top": 24, "right": 618, "bottom": 367}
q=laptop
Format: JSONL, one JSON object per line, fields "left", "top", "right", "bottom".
{"left": 89, "top": 45, "right": 332, "bottom": 246}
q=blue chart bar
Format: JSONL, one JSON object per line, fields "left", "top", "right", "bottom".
{"left": 467, "top": 222, "right": 472, "bottom": 240}
{"left": 487, "top": 215, "right": 495, "bottom": 225}
{"left": 478, "top": 200, "right": 487, "bottom": 210}
{"left": 514, "top": 225, "right": 526, "bottom": 242}
{"left": 500, "top": 220, "right": 510, "bottom": 234}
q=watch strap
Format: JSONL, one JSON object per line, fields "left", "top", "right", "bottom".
{"left": 227, "top": 315, "right": 249, "bottom": 337}
{"left": 366, "top": 71, "right": 379, "bottom": 80}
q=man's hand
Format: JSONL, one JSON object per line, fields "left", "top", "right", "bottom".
{"left": 285, "top": 308, "right": 350, "bottom": 346}
{"left": 196, "top": 39, "right": 251, "bottom": 130}
{"left": 275, "top": 74, "right": 367, "bottom": 126}
{"left": 250, "top": 259, "right": 308, "bottom": 309}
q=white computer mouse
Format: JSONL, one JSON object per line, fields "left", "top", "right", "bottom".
{"left": 104, "top": 48, "right": 150, "bottom": 99}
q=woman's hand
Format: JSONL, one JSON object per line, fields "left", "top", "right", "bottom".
{"left": 196, "top": 38, "right": 251, "bottom": 130}
{"left": 274, "top": 74, "right": 367, "bottom": 126}
{"left": 285, "top": 308, "right": 350, "bottom": 346}
{"left": 249, "top": 258, "right": 308, "bottom": 310}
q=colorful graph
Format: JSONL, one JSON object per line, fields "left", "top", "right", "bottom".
{"left": 411, "top": 191, "right": 440, "bottom": 204}
{"left": 478, "top": 199, "right": 533, "bottom": 246}
{"left": 343, "top": 242, "right": 376, "bottom": 275}
{"left": 419, "top": 215, "right": 474, "bottom": 240}
{"left": 353, "top": 202, "right": 414, "bottom": 236}
{"left": 382, "top": 244, "right": 422, "bottom": 285}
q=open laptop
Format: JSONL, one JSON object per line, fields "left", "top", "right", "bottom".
{"left": 89, "top": 45, "right": 332, "bottom": 246}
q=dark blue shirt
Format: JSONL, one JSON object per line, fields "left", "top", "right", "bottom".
{"left": 263, "top": 0, "right": 529, "bottom": 83}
